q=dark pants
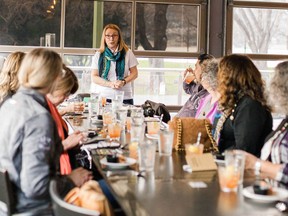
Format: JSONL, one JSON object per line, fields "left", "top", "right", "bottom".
{"left": 106, "top": 99, "right": 134, "bottom": 105}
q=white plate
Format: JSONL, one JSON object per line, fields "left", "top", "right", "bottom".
{"left": 145, "top": 134, "right": 158, "bottom": 140}
{"left": 100, "top": 157, "right": 136, "bottom": 169}
{"left": 144, "top": 117, "right": 159, "bottom": 122}
{"left": 242, "top": 186, "right": 288, "bottom": 203}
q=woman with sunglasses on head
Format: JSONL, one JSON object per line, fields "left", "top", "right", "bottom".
{"left": 91, "top": 24, "right": 138, "bottom": 105}
{"left": 176, "top": 53, "right": 215, "bottom": 117}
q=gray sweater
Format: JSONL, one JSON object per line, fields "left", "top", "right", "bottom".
{"left": 0, "top": 87, "right": 69, "bottom": 214}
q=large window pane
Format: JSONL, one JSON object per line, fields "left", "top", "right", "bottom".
{"left": 233, "top": 8, "right": 288, "bottom": 54}
{"left": 65, "top": 1, "right": 132, "bottom": 48}
{"left": 135, "top": 3, "right": 199, "bottom": 52}
{"left": 63, "top": 55, "right": 93, "bottom": 93}
{"left": 0, "top": 0, "right": 61, "bottom": 46}
{"left": 65, "top": 0, "right": 94, "bottom": 48}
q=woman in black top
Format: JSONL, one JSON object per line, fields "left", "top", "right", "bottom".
{"left": 214, "top": 54, "right": 272, "bottom": 157}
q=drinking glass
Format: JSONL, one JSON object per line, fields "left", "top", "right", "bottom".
{"left": 73, "top": 96, "right": 85, "bottom": 115}
{"left": 224, "top": 150, "right": 245, "bottom": 185}
{"left": 158, "top": 130, "right": 174, "bottom": 156}
{"left": 112, "top": 91, "right": 124, "bottom": 110}
{"left": 108, "top": 121, "right": 122, "bottom": 141}
{"left": 185, "top": 143, "right": 204, "bottom": 156}
{"left": 218, "top": 165, "right": 240, "bottom": 192}
{"left": 102, "top": 108, "right": 115, "bottom": 127}
{"left": 147, "top": 121, "right": 160, "bottom": 135}
{"left": 138, "top": 141, "right": 156, "bottom": 172}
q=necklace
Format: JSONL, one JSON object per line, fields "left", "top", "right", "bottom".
{"left": 229, "top": 103, "right": 237, "bottom": 121}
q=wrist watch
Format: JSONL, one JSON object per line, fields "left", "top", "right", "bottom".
{"left": 121, "top": 79, "right": 126, "bottom": 86}
{"left": 254, "top": 160, "right": 262, "bottom": 176}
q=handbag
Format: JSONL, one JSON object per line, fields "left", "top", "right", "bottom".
{"left": 168, "top": 117, "right": 218, "bottom": 153}
{"left": 75, "top": 148, "right": 92, "bottom": 170}
{"left": 142, "top": 100, "right": 171, "bottom": 123}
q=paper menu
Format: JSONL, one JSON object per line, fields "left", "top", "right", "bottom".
{"left": 185, "top": 153, "right": 217, "bottom": 171}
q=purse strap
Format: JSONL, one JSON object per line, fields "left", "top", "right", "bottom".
{"left": 176, "top": 118, "right": 185, "bottom": 151}
{"left": 204, "top": 119, "right": 219, "bottom": 153}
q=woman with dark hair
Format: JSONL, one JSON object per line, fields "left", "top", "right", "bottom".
{"left": 91, "top": 23, "right": 138, "bottom": 105}
{"left": 176, "top": 53, "right": 215, "bottom": 117}
{"left": 214, "top": 54, "right": 272, "bottom": 157}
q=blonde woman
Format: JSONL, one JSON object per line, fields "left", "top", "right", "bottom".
{"left": 91, "top": 23, "right": 138, "bottom": 105}
{"left": 0, "top": 49, "right": 92, "bottom": 215}
{"left": 46, "top": 65, "right": 85, "bottom": 175}
{"left": 0, "top": 51, "right": 25, "bottom": 106}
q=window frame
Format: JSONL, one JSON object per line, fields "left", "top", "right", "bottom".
{"left": 226, "top": 0, "right": 288, "bottom": 60}
{"left": 0, "top": 0, "right": 208, "bottom": 59}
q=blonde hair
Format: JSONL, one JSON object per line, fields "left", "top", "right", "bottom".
{"left": 53, "top": 64, "right": 79, "bottom": 96}
{"left": 0, "top": 52, "right": 26, "bottom": 103}
{"left": 99, "top": 24, "right": 129, "bottom": 53}
{"left": 18, "top": 48, "right": 62, "bottom": 94}
{"left": 268, "top": 61, "right": 288, "bottom": 115}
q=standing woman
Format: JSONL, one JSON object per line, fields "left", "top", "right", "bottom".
{"left": 91, "top": 24, "right": 138, "bottom": 105}
{"left": 0, "top": 51, "right": 25, "bottom": 106}
{"left": 214, "top": 54, "right": 272, "bottom": 157}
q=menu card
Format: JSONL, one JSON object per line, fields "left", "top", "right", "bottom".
{"left": 185, "top": 153, "right": 217, "bottom": 171}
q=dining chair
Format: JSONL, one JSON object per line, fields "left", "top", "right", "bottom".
{"left": 49, "top": 180, "right": 100, "bottom": 216}
{"left": 0, "top": 169, "right": 15, "bottom": 216}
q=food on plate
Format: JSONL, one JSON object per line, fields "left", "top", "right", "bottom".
{"left": 253, "top": 180, "right": 273, "bottom": 195}
{"left": 106, "top": 154, "right": 126, "bottom": 163}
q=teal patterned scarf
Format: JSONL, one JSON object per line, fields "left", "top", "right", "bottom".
{"left": 98, "top": 47, "right": 126, "bottom": 80}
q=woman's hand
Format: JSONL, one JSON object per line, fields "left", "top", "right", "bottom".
{"left": 62, "top": 131, "right": 85, "bottom": 150}
{"left": 113, "top": 80, "right": 125, "bottom": 89}
{"left": 243, "top": 151, "right": 258, "bottom": 170}
{"left": 68, "top": 167, "right": 93, "bottom": 187}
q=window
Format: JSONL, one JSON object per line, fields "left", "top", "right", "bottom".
{"left": 226, "top": 0, "right": 288, "bottom": 84}
{"left": 0, "top": 0, "right": 61, "bottom": 46}
{"left": 0, "top": 0, "right": 207, "bottom": 106}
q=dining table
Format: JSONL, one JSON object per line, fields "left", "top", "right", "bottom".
{"left": 64, "top": 111, "right": 287, "bottom": 216}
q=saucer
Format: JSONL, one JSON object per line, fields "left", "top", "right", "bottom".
{"left": 242, "top": 186, "right": 288, "bottom": 203}
{"left": 100, "top": 157, "right": 136, "bottom": 169}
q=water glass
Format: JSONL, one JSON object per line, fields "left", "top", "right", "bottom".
{"left": 158, "top": 130, "right": 174, "bottom": 156}
{"left": 138, "top": 141, "right": 156, "bottom": 172}
{"left": 112, "top": 91, "right": 124, "bottom": 110}
{"left": 116, "top": 108, "right": 128, "bottom": 127}
{"left": 130, "top": 124, "right": 145, "bottom": 143}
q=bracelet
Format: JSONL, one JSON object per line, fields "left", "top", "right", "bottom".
{"left": 121, "top": 79, "right": 126, "bottom": 86}
{"left": 254, "top": 160, "right": 262, "bottom": 176}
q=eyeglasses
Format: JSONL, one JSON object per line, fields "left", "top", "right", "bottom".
{"left": 105, "top": 34, "right": 119, "bottom": 39}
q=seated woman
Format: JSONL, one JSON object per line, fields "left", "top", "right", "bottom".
{"left": 245, "top": 60, "right": 288, "bottom": 185}
{"left": 176, "top": 54, "right": 214, "bottom": 117}
{"left": 214, "top": 54, "right": 272, "bottom": 157}
{"left": 195, "top": 58, "right": 220, "bottom": 124}
{"left": 0, "top": 51, "right": 25, "bottom": 106}
{"left": 0, "top": 49, "right": 92, "bottom": 215}
{"left": 46, "top": 65, "right": 86, "bottom": 175}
